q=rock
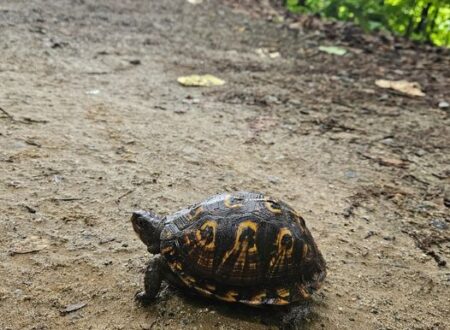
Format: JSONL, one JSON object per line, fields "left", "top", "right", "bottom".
{"left": 438, "top": 101, "right": 449, "bottom": 109}
{"left": 444, "top": 191, "right": 450, "bottom": 208}
{"left": 60, "top": 302, "right": 87, "bottom": 315}
{"left": 415, "top": 149, "right": 426, "bottom": 157}
{"left": 345, "top": 170, "right": 357, "bottom": 178}
{"left": 267, "top": 175, "right": 281, "bottom": 184}
{"left": 129, "top": 59, "right": 141, "bottom": 65}
{"left": 430, "top": 218, "right": 448, "bottom": 230}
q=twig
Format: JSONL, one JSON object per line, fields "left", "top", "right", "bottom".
{"left": 20, "top": 117, "right": 49, "bottom": 124}
{"left": 50, "top": 197, "right": 82, "bottom": 202}
{"left": 0, "top": 106, "right": 15, "bottom": 121}
{"left": 84, "top": 71, "right": 109, "bottom": 75}
{"left": 0, "top": 108, "right": 49, "bottom": 124}
{"left": 25, "top": 139, "right": 42, "bottom": 147}
{"left": 116, "top": 189, "right": 134, "bottom": 203}
{"left": 343, "top": 260, "right": 409, "bottom": 269}
{"left": 9, "top": 248, "right": 45, "bottom": 256}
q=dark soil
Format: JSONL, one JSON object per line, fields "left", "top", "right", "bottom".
{"left": 0, "top": 0, "right": 449, "bottom": 329}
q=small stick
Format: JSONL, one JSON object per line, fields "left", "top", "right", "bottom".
{"left": 0, "top": 106, "right": 15, "bottom": 120}
{"left": 116, "top": 189, "right": 134, "bottom": 203}
{"left": 20, "top": 117, "right": 49, "bottom": 124}
{"left": 9, "top": 249, "right": 43, "bottom": 256}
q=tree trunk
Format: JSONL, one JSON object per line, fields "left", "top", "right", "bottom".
{"left": 428, "top": 6, "right": 439, "bottom": 36}
{"left": 415, "top": 2, "right": 431, "bottom": 35}
{"left": 405, "top": 0, "right": 417, "bottom": 38}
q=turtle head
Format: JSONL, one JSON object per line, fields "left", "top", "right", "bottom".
{"left": 131, "top": 210, "right": 163, "bottom": 254}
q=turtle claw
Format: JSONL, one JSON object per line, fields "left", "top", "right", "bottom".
{"left": 135, "top": 291, "right": 154, "bottom": 305}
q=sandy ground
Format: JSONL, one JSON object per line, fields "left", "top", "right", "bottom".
{"left": 0, "top": 0, "right": 449, "bottom": 329}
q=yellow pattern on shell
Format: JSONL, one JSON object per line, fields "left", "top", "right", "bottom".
{"left": 264, "top": 199, "right": 283, "bottom": 214}
{"left": 190, "top": 206, "right": 204, "bottom": 220}
{"left": 269, "top": 227, "right": 294, "bottom": 275}
{"left": 224, "top": 194, "right": 243, "bottom": 208}
{"left": 216, "top": 290, "right": 239, "bottom": 302}
{"left": 218, "top": 220, "right": 258, "bottom": 274}
{"left": 172, "top": 261, "right": 183, "bottom": 271}
{"left": 296, "top": 284, "right": 311, "bottom": 299}
{"left": 193, "top": 286, "right": 213, "bottom": 297}
{"left": 292, "top": 211, "right": 305, "bottom": 233}
{"left": 160, "top": 246, "right": 174, "bottom": 255}
{"left": 188, "top": 220, "right": 218, "bottom": 271}
{"left": 302, "top": 242, "right": 309, "bottom": 260}
{"left": 194, "top": 220, "right": 217, "bottom": 250}
{"left": 277, "top": 287, "right": 290, "bottom": 298}
{"left": 247, "top": 291, "right": 267, "bottom": 305}
{"left": 273, "top": 297, "right": 290, "bottom": 305}
{"left": 179, "top": 274, "right": 196, "bottom": 286}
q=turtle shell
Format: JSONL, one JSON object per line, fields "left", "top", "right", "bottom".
{"left": 159, "top": 192, "right": 326, "bottom": 306}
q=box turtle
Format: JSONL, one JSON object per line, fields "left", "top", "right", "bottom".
{"left": 131, "top": 191, "right": 326, "bottom": 306}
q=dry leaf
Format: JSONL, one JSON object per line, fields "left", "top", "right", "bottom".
{"left": 319, "top": 46, "right": 347, "bottom": 56}
{"left": 177, "top": 74, "right": 225, "bottom": 87}
{"left": 269, "top": 52, "right": 280, "bottom": 59}
{"left": 375, "top": 80, "right": 425, "bottom": 97}
{"left": 378, "top": 157, "right": 408, "bottom": 168}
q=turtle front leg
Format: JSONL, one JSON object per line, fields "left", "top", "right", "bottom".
{"left": 281, "top": 300, "right": 312, "bottom": 328}
{"left": 135, "top": 256, "right": 164, "bottom": 305}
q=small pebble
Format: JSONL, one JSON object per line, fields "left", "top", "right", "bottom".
{"left": 129, "top": 59, "right": 141, "bottom": 65}
{"left": 381, "top": 138, "right": 394, "bottom": 145}
{"left": 438, "top": 101, "right": 449, "bottom": 109}
{"left": 345, "top": 170, "right": 357, "bottom": 178}
{"left": 430, "top": 218, "right": 448, "bottom": 230}
{"left": 415, "top": 149, "right": 426, "bottom": 157}
{"left": 267, "top": 175, "right": 280, "bottom": 184}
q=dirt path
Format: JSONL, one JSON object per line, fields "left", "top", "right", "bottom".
{"left": 0, "top": 0, "right": 449, "bottom": 329}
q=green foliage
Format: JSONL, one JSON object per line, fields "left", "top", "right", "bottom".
{"left": 285, "top": 0, "right": 450, "bottom": 46}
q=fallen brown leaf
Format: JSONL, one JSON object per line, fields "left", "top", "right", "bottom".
{"left": 375, "top": 79, "right": 425, "bottom": 97}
